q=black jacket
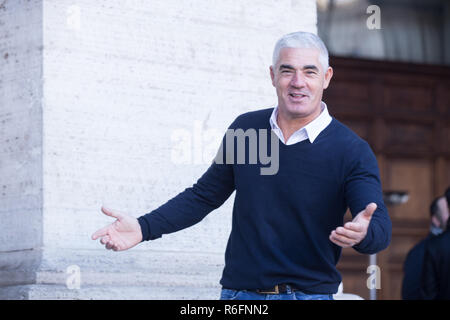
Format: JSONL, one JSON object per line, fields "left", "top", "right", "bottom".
{"left": 421, "top": 230, "right": 450, "bottom": 300}
{"left": 402, "top": 234, "right": 433, "bottom": 300}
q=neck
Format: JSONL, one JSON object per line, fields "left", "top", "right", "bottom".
{"left": 277, "top": 103, "right": 322, "bottom": 142}
{"left": 430, "top": 224, "right": 443, "bottom": 236}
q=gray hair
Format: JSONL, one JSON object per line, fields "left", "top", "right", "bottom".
{"left": 272, "top": 31, "right": 329, "bottom": 71}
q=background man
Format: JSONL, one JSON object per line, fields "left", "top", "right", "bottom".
{"left": 420, "top": 188, "right": 450, "bottom": 300}
{"left": 92, "top": 31, "right": 392, "bottom": 300}
{"left": 402, "top": 196, "right": 450, "bottom": 300}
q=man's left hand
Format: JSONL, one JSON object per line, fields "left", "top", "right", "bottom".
{"left": 329, "top": 202, "right": 377, "bottom": 248}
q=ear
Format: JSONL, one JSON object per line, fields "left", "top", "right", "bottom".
{"left": 323, "top": 66, "right": 333, "bottom": 90}
{"left": 270, "top": 66, "right": 275, "bottom": 87}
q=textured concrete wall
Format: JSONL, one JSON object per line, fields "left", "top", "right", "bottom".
{"left": 1, "top": 0, "right": 317, "bottom": 299}
{"left": 0, "top": 0, "right": 43, "bottom": 296}
{"left": 0, "top": 0, "right": 43, "bottom": 252}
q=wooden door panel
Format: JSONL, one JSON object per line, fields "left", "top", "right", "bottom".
{"left": 388, "top": 269, "right": 404, "bottom": 299}
{"left": 385, "top": 159, "right": 433, "bottom": 220}
{"left": 436, "top": 83, "right": 450, "bottom": 113}
{"left": 382, "top": 80, "right": 434, "bottom": 113}
{"left": 325, "top": 80, "right": 371, "bottom": 110}
{"left": 383, "top": 122, "right": 434, "bottom": 155}
{"left": 444, "top": 126, "right": 450, "bottom": 154}
{"left": 324, "top": 56, "right": 450, "bottom": 300}
{"left": 338, "top": 271, "right": 370, "bottom": 300}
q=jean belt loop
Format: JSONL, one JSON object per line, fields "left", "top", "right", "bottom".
{"left": 286, "top": 284, "right": 292, "bottom": 294}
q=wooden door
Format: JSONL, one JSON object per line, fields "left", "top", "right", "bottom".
{"left": 324, "top": 56, "right": 450, "bottom": 300}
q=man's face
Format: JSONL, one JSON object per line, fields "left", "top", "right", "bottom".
{"left": 437, "top": 197, "right": 450, "bottom": 229}
{"left": 270, "top": 47, "right": 333, "bottom": 121}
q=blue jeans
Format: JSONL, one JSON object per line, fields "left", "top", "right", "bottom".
{"left": 220, "top": 287, "right": 334, "bottom": 300}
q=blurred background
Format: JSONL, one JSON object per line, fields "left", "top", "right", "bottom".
{"left": 1, "top": 0, "right": 449, "bottom": 299}
{"left": 318, "top": 0, "right": 450, "bottom": 299}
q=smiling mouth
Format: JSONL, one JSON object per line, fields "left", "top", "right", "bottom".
{"left": 289, "top": 93, "right": 308, "bottom": 99}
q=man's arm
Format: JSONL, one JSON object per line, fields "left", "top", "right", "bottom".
{"left": 91, "top": 160, "right": 234, "bottom": 250}
{"left": 92, "top": 121, "right": 237, "bottom": 250}
{"left": 330, "top": 139, "right": 392, "bottom": 254}
{"left": 137, "top": 115, "right": 241, "bottom": 241}
{"left": 138, "top": 158, "right": 235, "bottom": 241}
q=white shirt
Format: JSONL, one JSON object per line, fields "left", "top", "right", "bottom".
{"left": 269, "top": 101, "right": 332, "bottom": 145}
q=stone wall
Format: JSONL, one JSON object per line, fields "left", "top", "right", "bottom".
{"left": 0, "top": 0, "right": 317, "bottom": 299}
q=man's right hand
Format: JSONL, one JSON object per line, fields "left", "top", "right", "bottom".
{"left": 91, "top": 206, "right": 143, "bottom": 251}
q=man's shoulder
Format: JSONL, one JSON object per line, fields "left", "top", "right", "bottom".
{"left": 405, "top": 235, "right": 431, "bottom": 261}
{"left": 330, "top": 118, "right": 367, "bottom": 145}
{"left": 230, "top": 107, "right": 274, "bottom": 129}
{"left": 427, "top": 230, "right": 450, "bottom": 252}
{"left": 236, "top": 107, "right": 274, "bottom": 122}
{"left": 322, "top": 118, "right": 371, "bottom": 155}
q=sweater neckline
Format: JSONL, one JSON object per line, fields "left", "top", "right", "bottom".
{"left": 274, "top": 118, "right": 336, "bottom": 148}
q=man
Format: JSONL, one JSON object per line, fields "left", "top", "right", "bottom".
{"left": 92, "top": 31, "right": 392, "bottom": 300}
{"left": 447, "top": 187, "right": 450, "bottom": 217}
{"left": 420, "top": 188, "right": 450, "bottom": 300}
{"left": 402, "top": 196, "right": 449, "bottom": 300}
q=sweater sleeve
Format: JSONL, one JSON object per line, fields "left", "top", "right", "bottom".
{"left": 344, "top": 139, "right": 392, "bottom": 254}
{"left": 137, "top": 130, "right": 236, "bottom": 241}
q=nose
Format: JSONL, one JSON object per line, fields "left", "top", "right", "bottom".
{"left": 290, "top": 72, "right": 306, "bottom": 88}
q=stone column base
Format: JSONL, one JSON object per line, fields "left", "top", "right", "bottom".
{"left": 0, "top": 248, "right": 224, "bottom": 300}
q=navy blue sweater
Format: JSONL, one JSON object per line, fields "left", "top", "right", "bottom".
{"left": 138, "top": 108, "right": 392, "bottom": 294}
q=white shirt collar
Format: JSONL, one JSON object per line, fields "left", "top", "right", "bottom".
{"left": 269, "top": 101, "right": 332, "bottom": 145}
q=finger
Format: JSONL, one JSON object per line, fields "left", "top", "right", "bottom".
{"left": 363, "top": 202, "right": 377, "bottom": 218}
{"left": 92, "top": 226, "right": 109, "bottom": 240}
{"left": 108, "top": 241, "right": 121, "bottom": 251}
{"left": 101, "top": 206, "right": 124, "bottom": 220}
{"left": 106, "top": 240, "right": 115, "bottom": 250}
{"left": 344, "top": 222, "right": 364, "bottom": 233}
{"left": 335, "top": 226, "right": 360, "bottom": 240}
{"left": 100, "top": 235, "right": 110, "bottom": 245}
{"left": 330, "top": 231, "right": 355, "bottom": 246}
{"left": 329, "top": 234, "right": 352, "bottom": 248}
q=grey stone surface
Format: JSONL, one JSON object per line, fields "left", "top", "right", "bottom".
{"left": 1, "top": 0, "right": 317, "bottom": 299}
{"left": 1, "top": 248, "right": 225, "bottom": 299}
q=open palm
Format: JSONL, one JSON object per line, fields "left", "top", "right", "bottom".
{"left": 91, "top": 207, "right": 142, "bottom": 251}
{"left": 329, "top": 202, "right": 377, "bottom": 248}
